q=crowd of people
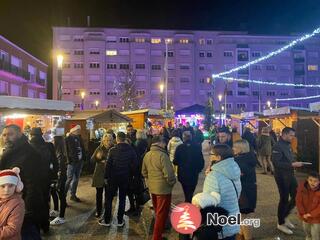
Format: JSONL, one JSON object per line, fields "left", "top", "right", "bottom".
{"left": 0, "top": 121, "right": 319, "bottom": 240}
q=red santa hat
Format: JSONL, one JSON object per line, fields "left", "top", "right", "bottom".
{"left": 0, "top": 167, "right": 24, "bottom": 193}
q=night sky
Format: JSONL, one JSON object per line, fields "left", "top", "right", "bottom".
{"left": 1, "top": 0, "right": 320, "bottom": 63}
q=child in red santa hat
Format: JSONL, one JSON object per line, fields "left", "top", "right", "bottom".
{"left": 0, "top": 167, "right": 25, "bottom": 240}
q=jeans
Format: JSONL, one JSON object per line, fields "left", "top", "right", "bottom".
{"left": 302, "top": 222, "right": 320, "bottom": 240}
{"left": 21, "top": 223, "right": 42, "bottom": 240}
{"left": 65, "top": 161, "right": 83, "bottom": 197}
{"left": 274, "top": 173, "right": 298, "bottom": 225}
{"left": 51, "top": 177, "right": 67, "bottom": 218}
{"left": 104, "top": 176, "right": 129, "bottom": 223}
{"left": 96, "top": 187, "right": 105, "bottom": 215}
{"left": 181, "top": 182, "right": 197, "bottom": 203}
{"left": 152, "top": 194, "right": 171, "bottom": 240}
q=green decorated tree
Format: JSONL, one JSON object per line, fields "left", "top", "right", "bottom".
{"left": 114, "top": 70, "right": 139, "bottom": 111}
{"left": 203, "top": 97, "right": 214, "bottom": 131}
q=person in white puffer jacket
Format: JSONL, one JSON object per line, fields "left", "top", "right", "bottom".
{"left": 167, "top": 129, "right": 183, "bottom": 162}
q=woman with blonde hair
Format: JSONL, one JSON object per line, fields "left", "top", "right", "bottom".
{"left": 257, "top": 127, "right": 276, "bottom": 174}
{"left": 233, "top": 139, "right": 257, "bottom": 240}
{"left": 91, "top": 133, "right": 114, "bottom": 218}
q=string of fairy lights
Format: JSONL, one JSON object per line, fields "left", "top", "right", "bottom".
{"left": 211, "top": 25, "right": 320, "bottom": 103}
{"left": 212, "top": 26, "right": 320, "bottom": 78}
{"left": 219, "top": 76, "right": 320, "bottom": 88}
{"left": 276, "top": 95, "right": 320, "bottom": 102}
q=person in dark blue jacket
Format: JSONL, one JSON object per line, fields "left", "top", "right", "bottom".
{"left": 173, "top": 131, "right": 204, "bottom": 203}
{"left": 99, "top": 132, "right": 137, "bottom": 227}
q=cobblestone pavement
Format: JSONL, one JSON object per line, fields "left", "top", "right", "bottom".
{"left": 44, "top": 142, "right": 306, "bottom": 240}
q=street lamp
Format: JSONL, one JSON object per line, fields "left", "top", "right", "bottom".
{"left": 95, "top": 100, "right": 99, "bottom": 110}
{"left": 159, "top": 83, "right": 164, "bottom": 109}
{"left": 81, "top": 91, "right": 85, "bottom": 110}
{"left": 57, "top": 54, "right": 64, "bottom": 100}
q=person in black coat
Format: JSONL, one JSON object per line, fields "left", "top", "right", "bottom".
{"left": 241, "top": 127, "right": 257, "bottom": 152}
{"left": 126, "top": 129, "right": 149, "bottom": 215}
{"left": 29, "top": 127, "right": 58, "bottom": 233}
{"left": 0, "top": 124, "right": 45, "bottom": 239}
{"left": 100, "top": 132, "right": 138, "bottom": 227}
{"left": 65, "top": 125, "right": 86, "bottom": 202}
{"left": 173, "top": 131, "right": 205, "bottom": 203}
{"left": 233, "top": 139, "right": 257, "bottom": 240}
{"left": 193, "top": 126, "right": 204, "bottom": 146}
{"left": 50, "top": 128, "right": 69, "bottom": 225}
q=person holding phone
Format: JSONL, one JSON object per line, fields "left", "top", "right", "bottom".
{"left": 271, "top": 127, "right": 303, "bottom": 235}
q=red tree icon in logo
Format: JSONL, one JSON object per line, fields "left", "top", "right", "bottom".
{"left": 171, "top": 203, "right": 202, "bottom": 234}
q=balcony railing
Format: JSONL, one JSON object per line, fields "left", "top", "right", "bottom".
{"left": 238, "top": 82, "right": 249, "bottom": 88}
{"left": 238, "top": 55, "right": 249, "bottom": 62}
{"left": 0, "top": 59, "right": 29, "bottom": 80}
{"left": 294, "top": 57, "right": 305, "bottom": 63}
{"left": 294, "top": 70, "right": 305, "bottom": 75}
{"left": 36, "top": 77, "right": 46, "bottom": 86}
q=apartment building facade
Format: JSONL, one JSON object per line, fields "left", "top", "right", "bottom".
{"left": 0, "top": 35, "right": 47, "bottom": 99}
{"left": 52, "top": 27, "right": 320, "bottom": 113}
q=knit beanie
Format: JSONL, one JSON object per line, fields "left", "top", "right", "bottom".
{"left": 0, "top": 167, "right": 24, "bottom": 193}
{"left": 192, "top": 192, "right": 221, "bottom": 209}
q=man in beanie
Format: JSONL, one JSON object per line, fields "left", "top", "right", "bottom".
{"left": 29, "top": 127, "right": 58, "bottom": 233}
{"left": 142, "top": 135, "right": 176, "bottom": 240}
{"left": 0, "top": 167, "right": 25, "bottom": 240}
{"left": 99, "top": 132, "right": 137, "bottom": 227}
{"left": 0, "top": 124, "right": 44, "bottom": 239}
{"left": 65, "top": 125, "right": 86, "bottom": 202}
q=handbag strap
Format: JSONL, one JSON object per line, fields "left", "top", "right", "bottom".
{"left": 230, "top": 179, "right": 239, "bottom": 199}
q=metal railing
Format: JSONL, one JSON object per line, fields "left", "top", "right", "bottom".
{"left": 0, "top": 59, "right": 29, "bottom": 79}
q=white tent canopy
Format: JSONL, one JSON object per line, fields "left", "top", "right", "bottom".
{"left": 0, "top": 96, "right": 74, "bottom": 114}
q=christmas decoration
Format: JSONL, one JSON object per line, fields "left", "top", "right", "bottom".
{"left": 114, "top": 70, "right": 139, "bottom": 111}
{"left": 212, "top": 26, "right": 320, "bottom": 78}
{"left": 276, "top": 94, "right": 320, "bottom": 102}
{"left": 218, "top": 76, "right": 320, "bottom": 88}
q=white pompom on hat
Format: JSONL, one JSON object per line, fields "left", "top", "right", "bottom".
{"left": 0, "top": 167, "right": 24, "bottom": 193}
{"left": 192, "top": 192, "right": 221, "bottom": 209}
{"left": 70, "top": 125, "right": 81, "bottom": 133}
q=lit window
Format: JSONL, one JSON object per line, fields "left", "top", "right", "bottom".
{"left": 151, "top": 38, "right": 161, "bottom": 44}
{"left": 106, "top": 50, "right": 117, "bottom": 56}
{"left": 308, "top": 65, "right": 318, "bottom": 71}
{"left": 135, "top": 37, "right": 145, "bottom": 43}
{"left": 199, "top": 39, "right": 205, "bottom": 45}
{"left": 165, "top": 38, "right": 173, "bottom": 44}
{"left": 179, "top": 39, "right": 189, "bottom": 44}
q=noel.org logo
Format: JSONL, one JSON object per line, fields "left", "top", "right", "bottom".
{"left": 170, "top": 203, "right": 202, "bottom": 234}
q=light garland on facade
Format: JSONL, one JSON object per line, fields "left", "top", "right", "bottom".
{"left": 218, "top": 76, "right": 320, "bottom": 88}
{"left": 276, "top": 95, "right": 320, "bottom": 102}
{"left": 212, "top": 26, "right": 320, "bottom": 78}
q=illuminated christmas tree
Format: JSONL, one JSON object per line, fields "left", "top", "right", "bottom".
{"left": 114, "top": 70, "right": 139, "bottom": 111}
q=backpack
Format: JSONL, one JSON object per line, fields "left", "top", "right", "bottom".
{"left": 192, "top": 205, "right": 229, "bottom": 240}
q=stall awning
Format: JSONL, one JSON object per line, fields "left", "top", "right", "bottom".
{"left": 69, "top": 109, "right": 132, "bottom": 123}
{"left": 0, "top": 96, "right": 74, "bottom": 115}
{"left": 310, "top": 102, "right": 320, "bottom": 112}
{"left": 121, "top": 108, "right": 162, "bottom": 116}
{"left": 263, "top": 106, "right": 310, "bottom": 117}
{"left": 175, "top": 104, "right": 206, "bottom": 115}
